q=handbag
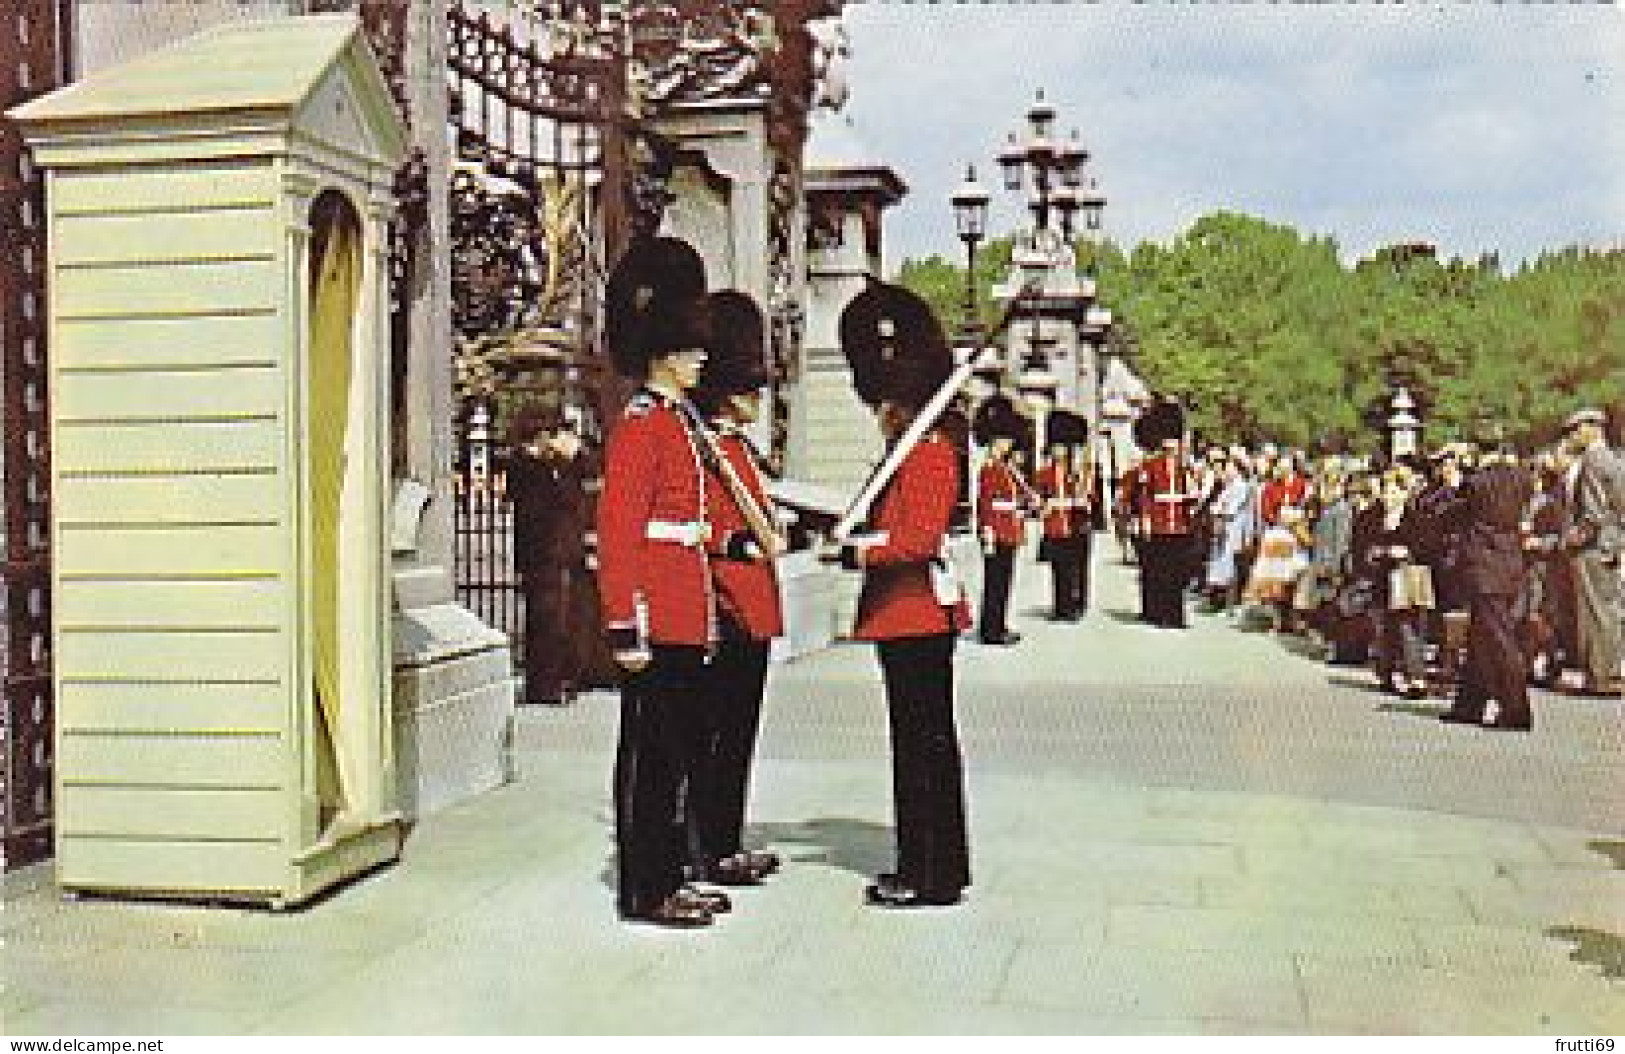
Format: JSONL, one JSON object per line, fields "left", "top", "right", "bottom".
{"left": 1388, "top": 564, "right": 1436, "bottom": 611}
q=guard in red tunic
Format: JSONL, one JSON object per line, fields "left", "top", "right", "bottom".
{"left": 684, "top": 289, "right": 786, "bottom": 887}
{"left": 597, "top": 236, "right": 729, "bottom": 929}
{"left": 1122, "top": 399, "right": 1197, "bottom": 628}
{"left": 1034, "top": 409, "right": 1095, "bottom": 621}
{"left": 973, "top": 394, "right": 1031, "bottom": 645}
{"left": 828, "top": 280, "right": 971, "bottom": 909}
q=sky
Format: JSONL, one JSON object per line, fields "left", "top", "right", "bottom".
{"left": 830, "top": 3, "right": 1625, "bottom": 272}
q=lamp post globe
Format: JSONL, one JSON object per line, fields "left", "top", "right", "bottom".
{"left": 950, "top": 163, "right": 991, "bottom": 334}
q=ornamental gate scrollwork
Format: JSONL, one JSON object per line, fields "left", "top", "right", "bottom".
{"left": 446, "top": 0, "right": 629, "bottom": 661}
{"left": 1, "top": 0, "right": 71, "bottom": 872}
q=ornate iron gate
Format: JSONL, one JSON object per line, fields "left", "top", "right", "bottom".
{"left": 448, "top": 0, "right": 630, "bottom": 656}
{"left": 1, "top": 0, "right": 71, "bottom": 871}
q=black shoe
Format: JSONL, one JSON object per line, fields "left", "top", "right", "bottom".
{"left": 864, "top": 882, "right": 962, "bottom": 908}
{"left": 741, "top": 849, "right": 782, "bottom": 876}
{"left": 690, "top": 855, "right": 765, "bottom": 886}
{"left": 676, "top": 885, "right": 733, "bottom": 914}
{"left": 979, "top": 631, "right": 1023, "bottom": 646}
{"left": 623, "top": 893, "right": 714, "bottom": 928}
{"left": 1437, "top": 710, "right": 1483, "bottom": 725}
{"left": 1484, "top": 719, "right": 1532, "bottom": 732}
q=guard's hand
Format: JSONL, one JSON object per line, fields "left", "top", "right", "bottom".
{"left": 817, "top": 541, "right": 861, "bottom": 570}
{"left": 723, "top": 531, "right": 760, "bottom": 562}
{"left": 607, "top": 626, "right": 650, "bottom": 671}
{"left": 614, "top": 649, "right": 651, "bottom": 672}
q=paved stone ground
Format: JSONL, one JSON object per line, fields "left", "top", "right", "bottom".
{"left": 3, "top": 550, "right": 1623, "bottom": 1035}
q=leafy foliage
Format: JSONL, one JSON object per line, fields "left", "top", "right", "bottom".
{"left": 896, "top": 211, "right": 1625, "bottom": 453}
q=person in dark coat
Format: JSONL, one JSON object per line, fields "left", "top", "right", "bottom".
{"left": 1438, "top": 452, "right": 1536, "bottom": 730}
{"left": 1356, "top": 464, "right": 1432, "bottom": 697}
{"left": 1414, "top": 446, "right": 1471, "bottom": 694}
{"left": 1518, "top": 451, "right": 1576, "bottom": 685}
{"left": 508, "top": 404, "right": 589, "bottom": 706}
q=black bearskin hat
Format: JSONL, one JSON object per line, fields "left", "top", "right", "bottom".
{"left": 605, "top": 235, "right": 711, "bottom": 378}
{"left": 838, "top": 279, "right": 953, "bottom": 410}
{"left": 693, "top": 290, "right": 771, "bottom": 412}
{"left": 1046, "top": 408, "right": 1091, "bottom": 449}
{"left": 972, "top": 394, "right": 1027, "bottom": 446}
{"left": 1133, "top": 397, "right": 1186, "bottom": 450}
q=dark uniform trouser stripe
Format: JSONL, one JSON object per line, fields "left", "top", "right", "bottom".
{"left": 981, "top": 545, "right": 1015, "bottom": 634}
{"left": 615, "top": 645, "right": 709, "bottom": 914}
{"left": 1141, "top": 534, "right": 1191, "bottom": 627}
{"left": 688, "top": 627, "right": 771, "bottom": 864}
{"left": 877, "top": 633, "right": 970, "bottom": 895}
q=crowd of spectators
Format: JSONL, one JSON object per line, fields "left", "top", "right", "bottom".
{"left": 1183, "top": 408, "right": 1625, "bottom": 726}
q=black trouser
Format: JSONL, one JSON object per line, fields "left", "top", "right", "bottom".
{"left": 613, "top": 644, "right": 709, "bottom": 915}
{"left": 1457, "top": 590, "right": 1531, "bottom": 727}
{"left": 1140, "top": 534, "right": 1191, "bottom": 627}
{"left": 1047, "top": 535, "right": 1087, "bottom": 618}
{"left": 979, "top": 544, "right": 1016, "bottom": 638}
{"left": 876, "top": 634, "right": 970, "bottom": 896}
{"left": 687, "top": 623, "right": 771, "bottom": 867}
{"left": 1074, "top": 528, "right": 1094, "bottom": 614}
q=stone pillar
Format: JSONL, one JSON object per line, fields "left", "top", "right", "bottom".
{"left": 389, "top": 0, "right": 517, "bottom": 820}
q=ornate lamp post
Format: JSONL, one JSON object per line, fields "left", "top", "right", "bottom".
{"left": 992, "top": 89, "right": 1107, "bottom": 420}
{"left": 996, "top": 89, "right": 1095, "bottom": 240}
{"left": 949, "top": 163, "right": 991, "bottom": 338}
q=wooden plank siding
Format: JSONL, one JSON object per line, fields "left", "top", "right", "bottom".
{"left": 58, "top": 785, "right": 285, "bottom": 841}
{"left": 54, "top": 313, "right": 280, "bottom": 370}
{"left": 57, "top": 731, "right": 284, "bottom": 788}
{"left": 49, "top": 162, "right": 276, "bottom": 215}
{"left": 55, "top": 680, "right": 285, "bottom": 735}
{"left": 49, "top": 161, "right": 295, "bottom": 889}
{"left": 56, "top": 839, "right": 287, "bottom": 896}
{"left": 56, "top": 419, "right": 282, "bottom": 473}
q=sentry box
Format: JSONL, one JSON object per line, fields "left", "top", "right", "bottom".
{"left": 10, "top": 14, "right": 406, "bottom": 906}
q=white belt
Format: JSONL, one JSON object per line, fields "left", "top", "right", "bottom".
{"left": 645, "top": 520, "right": 707, "bottom": 547}
{"left": 1152, "top": 494, "right": 1190, "bottom": 503}
{"left": 989, "top": 500, "right": 1021, "bottom": 511}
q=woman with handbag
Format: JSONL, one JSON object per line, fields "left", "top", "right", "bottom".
{"left": 1357, "top": 465, "right": 1433, "bottom": 697}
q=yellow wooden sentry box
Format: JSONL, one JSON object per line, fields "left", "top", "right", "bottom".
{"left": 11, "top": 14, "right": 407, "bottom": 906}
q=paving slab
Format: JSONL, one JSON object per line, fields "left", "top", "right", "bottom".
{"left": 4, "top": 553, "right": 1621, "bottom": 1035}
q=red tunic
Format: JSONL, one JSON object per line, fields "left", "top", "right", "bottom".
{"left": 596, "top": 390, "right": 716, "bottom": 648}
{"left": 704, "top": 427, "right": 785, "bottom": 641}
{"left": 852, "top": 432, "right": 971, "bottom": 641}
{"left": 1127, "top": 453, "right": 1197, "bottom": 536}
{"left": 1034, "top": 461, "right": 1091, "bottom": 539}
{"left": 1260, "top": 473, "right": 1310, "bottom": 527}
{"left": 976, "top": 459, "right": 1027, "bottom": 548}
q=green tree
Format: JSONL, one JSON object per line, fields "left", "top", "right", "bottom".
{"left": 895, "top": 210, "right": 1625, "bottom": 454}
